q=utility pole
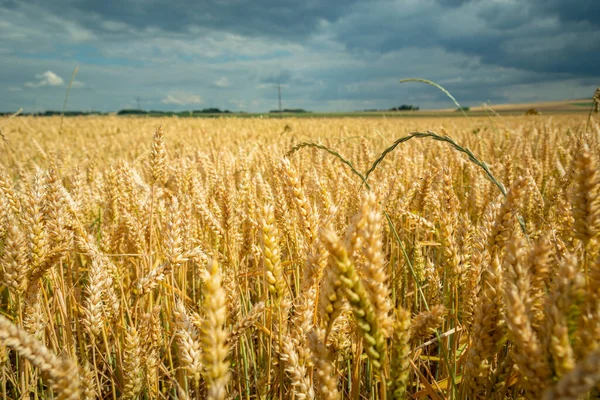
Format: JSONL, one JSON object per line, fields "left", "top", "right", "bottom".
{"left": 277, "top": 81, "right": 282, "bottom": 118}
{"left": 136, "top": 96, "right": 142, "bottom": 110}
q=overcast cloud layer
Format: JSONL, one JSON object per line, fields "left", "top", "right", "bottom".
{"left": 1, "top": 0, "right": 599, "bottom": 112}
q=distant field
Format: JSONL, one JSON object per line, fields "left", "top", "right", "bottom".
{"left": 136, "top": 106, "right": 590, "bottom": 119}
{"left": 229, "top": 98, "right": 595, "bottom": 117}
{"left": 463, "top": 98, "right": 594, "bottom": 114}
{"left": 159, "top": 99, "right": 594, "bottom": 118}
{"left": 2, "top": 98, "right": 593, "bottom": 120}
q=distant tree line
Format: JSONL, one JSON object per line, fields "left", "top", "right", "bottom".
{"left": 193, "top": 108, "right": 233, "bottom": 114}
{"left": 268, "top": 108, "right": 310, "bottom": 113}
{"left": 0, "top": 111, "right": 107, "bottom": 116}
{"left": 388, "top": 105, "right": 419, "bottom": 111}
{"left": 0, "top": 104, "right": 425, "bottom": 117}
{"left": 117, "top": 108, "right": 235, "bottom": 116}
{"left": 0, "top": 108, "right": 243, "bottom": 117}
{"left": 362, "top": 105, "right": 420, "bottom": 112}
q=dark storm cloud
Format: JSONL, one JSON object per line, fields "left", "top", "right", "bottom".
{"left": 532, "top": 0, "right": 600, "bottom": 27}
{"left": 435, "top": 0, "right": 472, "bottom": 8}
{"left": 331, "top": 0, "right": 600, "bottom": 76}
{"left": 0, "top": 0, "right": 599, "bottom": 112}
{"left": 9, "top": 0, "right": 358, "bottom": 40}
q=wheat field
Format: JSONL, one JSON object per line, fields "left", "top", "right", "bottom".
{"left": 0, "top": 114, "right": 599, "bottom": 399}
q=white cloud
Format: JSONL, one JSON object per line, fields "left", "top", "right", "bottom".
{"left": 71, "top": 80, "right": 85, "bottom": 88}
{"left": 24, "top": 70, "right": 64, "bottom": 88}
{"left": 161, "top": 93, "right": 203, "bottom": 105}
{"left": 8, "top": 87, "right": 22, "bottom": 92}
{"left": 214, "top": 76, "right": 231, "bottom": 88}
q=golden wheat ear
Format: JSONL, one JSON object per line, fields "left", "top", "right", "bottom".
{"left": 150, "top": 126, "right": 166, "bottom": 185}
{"left": 121, "top": 325, "right": 145, "bottom": 399}
{"left": 173, "top": 300, "right": 203, "bottom": 387}
{"left": 0, "top": 315, "right": 80, "bottom": 400}
{"left": 503, "top": 233, "right": 551, "bottom": 397}
{"left": 388, "top": 308, "right": 411, "bottom": 399}
{"left": 570, "top": 143, "right": 600, "bottom": 247}
{"left": 260, "top": 203, "right": 287, "bottom": 303}
{"left": 543, "top": 347, "right": 600, "bottom": 400}
{"left": 200, "top": 258, "right": 231, "bottom": 400}
{"left": 321, "top": 226, "right": 387, "bottom": 374}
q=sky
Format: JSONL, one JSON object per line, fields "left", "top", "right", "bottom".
{"left": 1, "top": 0, "right": 599, "bottom": 112}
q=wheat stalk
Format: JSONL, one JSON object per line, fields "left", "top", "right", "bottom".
{"left": 0, "top": 315, "right": 80, "bottom": 400}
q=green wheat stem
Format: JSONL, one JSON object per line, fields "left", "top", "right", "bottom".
{"left": 365, "top": 130, "right": 505, "bottom": 194}
{"left": 286, "top": 142, "right": 371, "bottom": 189}
{"left": 365, "top": 130, "right": 530, "bottom": 239}
{"left": 400, "top": 78, "right": 468, "bottom": 117}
